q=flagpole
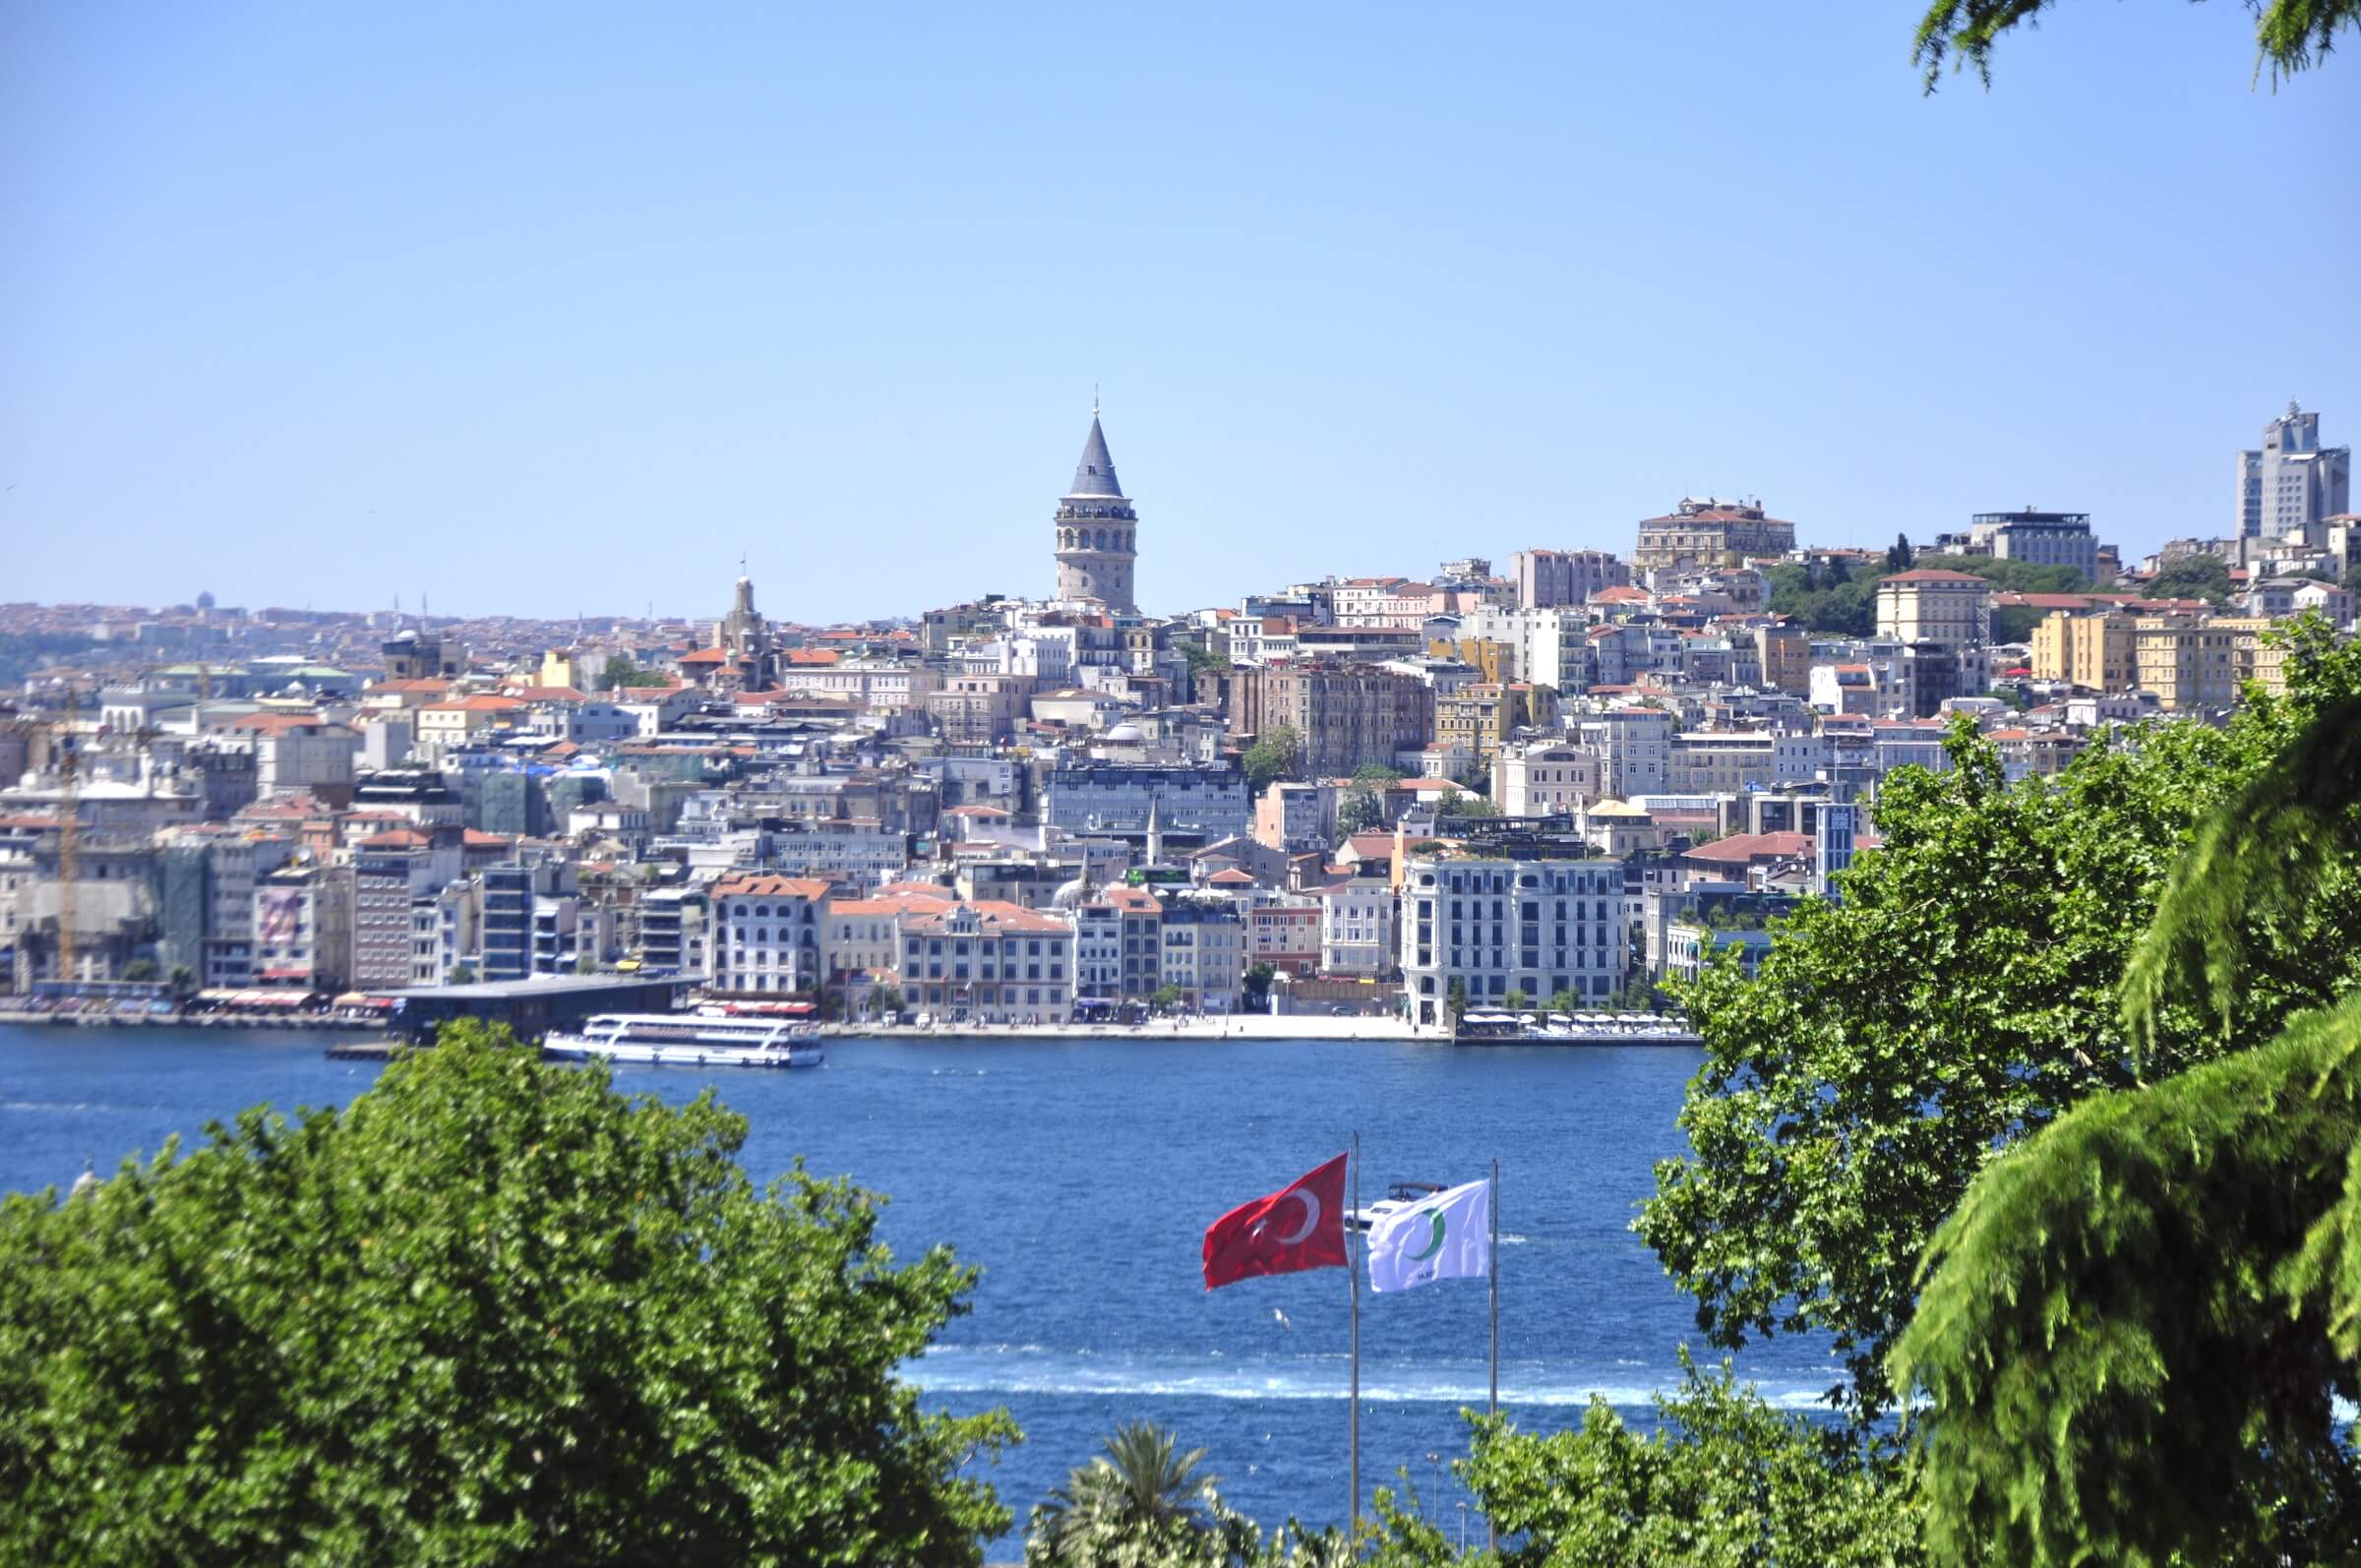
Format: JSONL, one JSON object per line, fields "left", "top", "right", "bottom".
{"left": 1488, "top": 1156, "right": 1499, "bottom": 1418}
{"left": 1350, "top": 1129, "right": 1362, "bottom": 1542}
{"left": 1489, "top": 1155, "right": 1499, "bottom": 1552}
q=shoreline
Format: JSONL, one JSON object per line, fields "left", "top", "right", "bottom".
{"left": 0, "top": 1009, "right": 384, "bottom": 1032}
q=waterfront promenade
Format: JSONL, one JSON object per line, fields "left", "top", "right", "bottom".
{"left": 831, "top": 1014, "right": 1429, "bottom": 1043}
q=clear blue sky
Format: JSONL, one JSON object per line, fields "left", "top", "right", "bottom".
{"left": 4, "top": 1, "right": 2354, "bottom": 623}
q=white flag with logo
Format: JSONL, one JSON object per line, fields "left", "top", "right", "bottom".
{"left": 1366, "top": 1177, "right": 1491, "bottom": 1293}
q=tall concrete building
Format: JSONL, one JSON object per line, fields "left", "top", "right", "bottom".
{"left": 1511, "top": 549, "right": 1630, "bottom": 609}
{"left": 2239, "top": 401, "right": 2351, "bottom": 539}
{"left": 1967, "top": 509, "right": 2099, "bottom": 581}
{"left": 1226, "top": 662, "right": 1434, "bottom": 779}
{"left": 1053, "top": 405, "right": 1139, "bottom": 614}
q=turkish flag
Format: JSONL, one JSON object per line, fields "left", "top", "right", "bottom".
{"left": 1202, "top": 1152, "right": 1350, "bottom": 1290}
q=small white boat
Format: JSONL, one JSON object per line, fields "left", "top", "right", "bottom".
{"left": 1347, "top": 1180, "right": 1449, "bottom": 1234}
{"left": 542, "top": 1012, "right": 824, "bottom": 1070}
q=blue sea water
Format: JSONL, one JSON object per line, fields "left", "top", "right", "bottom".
{"left": 0, "top": 1025, "right": 1842, "bottom": 1539}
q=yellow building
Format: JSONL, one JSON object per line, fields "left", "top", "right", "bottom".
{"left": 2030, "top": 610, "right": 2138, "bottom": 692}
{"left": 2213, "top": 616, "right": 2292, "bottom": 698}
{"left": 540, "top": 648, "right": 582, "bottom": 690}
{"left": 2132, "top": 615, "right": 2235, "bottom": 712}
{"left": 1433, "top": 683, "right": 1559, "bottom": 772}
{"left": 1429, "top": 634, "right": 1511, "bottom": 684}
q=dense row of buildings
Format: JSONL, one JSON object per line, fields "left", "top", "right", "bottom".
{"left": 4, "top": 400, "right": 2353, "bottom": 1028}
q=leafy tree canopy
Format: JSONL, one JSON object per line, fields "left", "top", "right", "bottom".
{"left": 1638, "top": 626, "right": 2361, "bottom": 1419}
{"left": 1894, "top": 673, "right": 2361, "bottom": 1563}
{"left": 599, "top": 652, "right": 674, "bottom": 689}
{"left": 1436, "top": 790, "right": 1500, "bottom": 819}
{"left": 1338, "top": 783, "right": 1386, "bottom": 836}
{"left": 1242, "top": 725, "right": 1301, "bottom": 795}
{"left": 1765, "top": 562, "right": 1877, "bottom": 636}
{"left": 2144, "top": 552, "right": 2237, "bottom": 609}
{"left": 1349, "top": 1363, "right": 1921, "bottom": 1565}
{"left": 0, "top": 1022, "right": 1015, "bottom": 1565}
{"left": 1911, "top": 553, "right": 2089, "bottom": 594}
{"left": 1352, "top": 763, "right": 1405, "bottom": 785}
{"left": 1915, "top": 0, "right": 2356, "bottom": 90}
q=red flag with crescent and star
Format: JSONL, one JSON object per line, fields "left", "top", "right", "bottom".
{"left": 1202, "top": 1152, "right": 1350, "bottom": 1290}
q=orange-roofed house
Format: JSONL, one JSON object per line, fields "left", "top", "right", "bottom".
{"left": 820, "top": 888, "right": 955, "bottom": 996}
{"left": 710, "top": 874, "right": 834, "bottom": 995}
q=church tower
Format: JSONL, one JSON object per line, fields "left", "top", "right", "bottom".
{"left": 1053, "top": 402, "right": 1139, "bottom": 614}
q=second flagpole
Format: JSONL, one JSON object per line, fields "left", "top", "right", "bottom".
{"left": 1490, "top": 1155, "right": 1500, "bottom": 1551}
{"left": 1349, "top": 1129, "right": 1362, "bottom": 1541}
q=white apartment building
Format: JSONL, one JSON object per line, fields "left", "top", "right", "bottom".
{"left": 1318, "top": 879, "right": 1396, "bottom": 977}
{"left": 1398, "top": 856, "right": 1629, "bottom": 1027}
{"left": 1493, "top": 742, "right": 1599, "bottom": 816}
{"left": 1454, "top": 606, "right": 1598, "bottom": 693}
{"left": 709, "top": 873, "right": 829, "bottom": 995}
{"left": 758, "top": 820, "right": 913, "bottom": 887}
{"left": 1876, "top": 571, "right": 1993, "bottom": 649}
{"left": 1666, "top": 730, "right": 1829, "bottom": 796}
{"left": 1575, "top": 708, "right": 1673, "bottom": 798}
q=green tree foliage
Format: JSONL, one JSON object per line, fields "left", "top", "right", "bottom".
{"left": 1913, "top": 553, "right": 2089, "bottom": 594}
{"left": 1893, "top": 675, "right": 2361, "bottom": 1563}
{"left": 445, "top": 961, "right": 476, "bottom": 985}
{"left": 1445, "top": 980, "right": 1470, "bottom": 1028}
{"left": 1501, "top": 989, "right": 1532, "bottom": 1015}
{"left": 1765, "top": 562, "right": 1877, "bottom": 636}
{"left": 599, "top": 653, "right": 674, "bottom": 689}
{"left": 166, "top": 963, "right": 198, "bottom": 1001}
{"left": 1353, "top": 763, "right": 1405, "bottom": 785}
{"left": 1027, "top": 1421, "right": 1348, "bottom": 1567}
{"left": 1150, "top": 984, "right": 1186, "bottom": 1012}
{"left": 1886, "top": 533, "right": 1914, "bottom": 574}
{"left": 1895, "top": 995, "right": 2361, "bottom": 1566}
{"left": 0, "top": 1022, "right": 1016, "bottom": 1565}
{"left": 1436, "top": 790, "right": 1500, "bottom": 819}
{"left": 1353, "top": 1364, "right": 1919, "bottom": 1565}
{"left": 1242, "top": 725, "right": 1301, "bottom": 794}
{"left": 1916, "top": 0, "right": 2355, "bottom": 90}
{"left": 1639, "top": 633, "right": 2361, "bottom": 1419}
{"left": 870, "top": 982, "right": 906, "bottom": 1017}
{"left": 1338, "top": 783, "right": 1386, "bottom": 835}
{"left": 1546, "top": 989, "right": 1582, "bottom": 1014}
{"left": 120, "top": 957, "right": 158, "bottom": 982}
{"left": 1242, "top": 963, "right": 1277, "bottom": 1009}
{"left": 1180, "top": 641, "right": 1232, "bottom": 676}
{"left": 2144, "top": 552, "right": 2236, "bottom": 609}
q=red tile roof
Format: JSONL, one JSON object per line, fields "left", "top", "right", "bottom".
{"left": 713, "top": 874, "right": 834, "bottom": 899}
{"left": 1683, "top": 830, "right": 1811, "bottom": 865}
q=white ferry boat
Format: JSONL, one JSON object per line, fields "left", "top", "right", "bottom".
{"left": 1347, "top": 1180, "right": 1449, "bottom": 1234}
{"left": 541, "top": 1012, "right": 824, "bottom": 1070}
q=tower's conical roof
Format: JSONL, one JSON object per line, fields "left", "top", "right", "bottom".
{"left": 1067, "top": 416, "right": 1124, "bottom": 499}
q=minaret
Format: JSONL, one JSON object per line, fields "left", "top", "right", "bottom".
{"left": 1053, "top": 397, "right": 1140, "bottom": 614}
{"left": 1145, "top": 792, "right": 1164, "bottom": 867}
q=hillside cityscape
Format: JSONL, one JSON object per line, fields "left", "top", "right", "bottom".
{"left": 1, "top": 399, "right": 2352, "bottom": 1022}
{"left": 8, "top": 2, "right": 2359, "bottom": 1561}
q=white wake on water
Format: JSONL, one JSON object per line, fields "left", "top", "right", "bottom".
{"left": 910, "top": 1344, "right": 1838, "bottom": 1410}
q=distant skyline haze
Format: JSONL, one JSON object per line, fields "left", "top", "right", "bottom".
{"left": 3, "top": 2, "right": 2355, "bottom": 621}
